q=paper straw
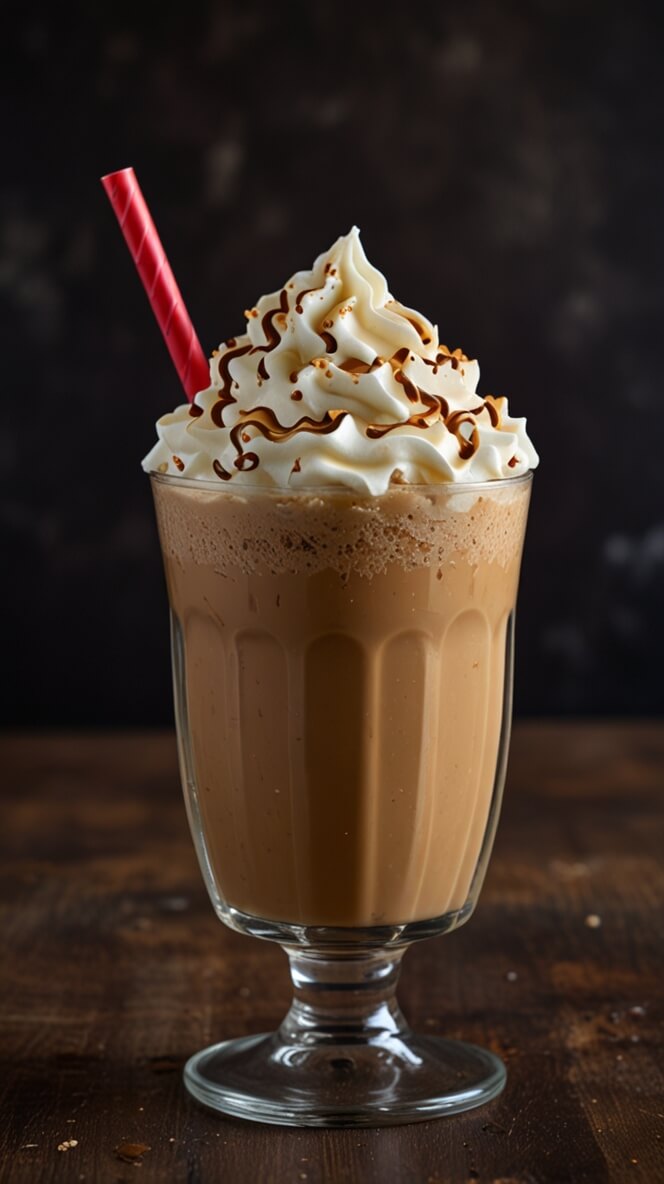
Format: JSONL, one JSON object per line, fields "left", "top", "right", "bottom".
{"left": 101, "top": 167, "right": 209, "bottom": 401}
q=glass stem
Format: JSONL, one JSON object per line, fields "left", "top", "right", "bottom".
{"left": 279, "top": 948, "right": 410, "bottom": 1047}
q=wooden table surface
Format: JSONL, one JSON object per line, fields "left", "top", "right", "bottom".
{"left": 0, "top": 723, "right": 662, "bottom": 1184}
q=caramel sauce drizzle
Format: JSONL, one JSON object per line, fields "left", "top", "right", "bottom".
{"left": 338, "top": 355, "right": 389, "bottom": 375}
{"left": 364, "top": 350, "right": 491, "bottom": 459}
{"left": 483, "top": 395, "right": 503, "bottom": 428}
{"left": 237, "top": 405, "right": 348, "bottom": 444}
{"left": 209, "top": 326, "right": 494, "bottom": 480}
{"left": 445, "top": 410, "right": 480, "bottom": 460}
{"left": 366, "top": 390, "right": 480, "bottom": 459}
{"left": 338, "top": 357, "right": 370, "bottom": 374}
{"left": 404, "top": 315, "right": 432, "bottom": 345}
{"left": 394, "top": 368, "right": 420, "bottom": 404}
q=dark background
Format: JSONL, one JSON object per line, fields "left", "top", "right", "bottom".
{"left": 2, "top": 0, "right": 663, "bottom": 726}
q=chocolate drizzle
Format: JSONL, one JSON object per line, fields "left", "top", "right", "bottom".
{"left": 295, "top": 286, "right": 318, "bottom": 314}
{"left": 206, "top": 284, "right": 492, "bottom": 480}
{"left": 365, "top": 389, "right": 479, "bottom": 458}
{"left": 319, "top": 330, "right": 337, "bottom": 353}
{"left": 257, "top": 289, "right": 289, "bottom": 350}
{"left": 231, "top": 430, "right": 260, "bottom": 470}
{"left": 364, "top": 349, "right": 495, "bottom": 460}
{"left": 213, "top": 458, "right": 232, "bottom": 481}
{"left": 248, "top": 289, "right": 289, "bottom": 381}
{"left": 211, "top": 404, "right": 348, "bottom": 479}
{"left": 210, "top": 343, "right": 252, "bottom": 426}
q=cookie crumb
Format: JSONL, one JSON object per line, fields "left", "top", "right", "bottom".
{"left": 115, "top": 1143, "right": 151, "bottom": 1163}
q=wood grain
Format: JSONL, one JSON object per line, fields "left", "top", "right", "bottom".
{"left": 0, "top": 724, "right": 662, "bottom": 1183}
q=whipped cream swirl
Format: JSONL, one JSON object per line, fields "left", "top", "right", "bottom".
{"left": 143, "top": 228, "right": 539, "bottom": 492}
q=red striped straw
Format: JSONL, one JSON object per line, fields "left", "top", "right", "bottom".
{"left": 101, "top": 167, "right": 209, "bottom": 402}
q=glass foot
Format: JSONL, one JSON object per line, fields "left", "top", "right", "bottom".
{"left": 184, "top": 947, "right": 505, "bottom": 1127}
{"left": 184, "top": 1032, "right": 505, "bottom": 1127}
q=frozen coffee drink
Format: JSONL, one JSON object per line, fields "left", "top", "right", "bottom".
{"left": 103, "top": 161, "right": 537, "bottom": 1122}
{"left": 144, "top": 228, "right": 538, "bottom": 931}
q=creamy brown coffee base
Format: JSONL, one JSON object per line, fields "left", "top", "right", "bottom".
{"left": 153, "top": 478, "right": 529, "bottom": 928}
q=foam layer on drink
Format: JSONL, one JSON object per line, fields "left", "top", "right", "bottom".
{"left": 154, "top": 476, "right": 530, "bottom": 927}
{"left": 153, "top": 477, "right": 529, "bottom": 578}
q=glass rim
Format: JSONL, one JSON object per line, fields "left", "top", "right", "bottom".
{"left": 148, "top": 469, "right": 534, "bottom": 497}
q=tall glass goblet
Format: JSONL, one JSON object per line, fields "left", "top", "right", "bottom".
{"left": 150, "top": 470, "right": 532, "bottom": 1127}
